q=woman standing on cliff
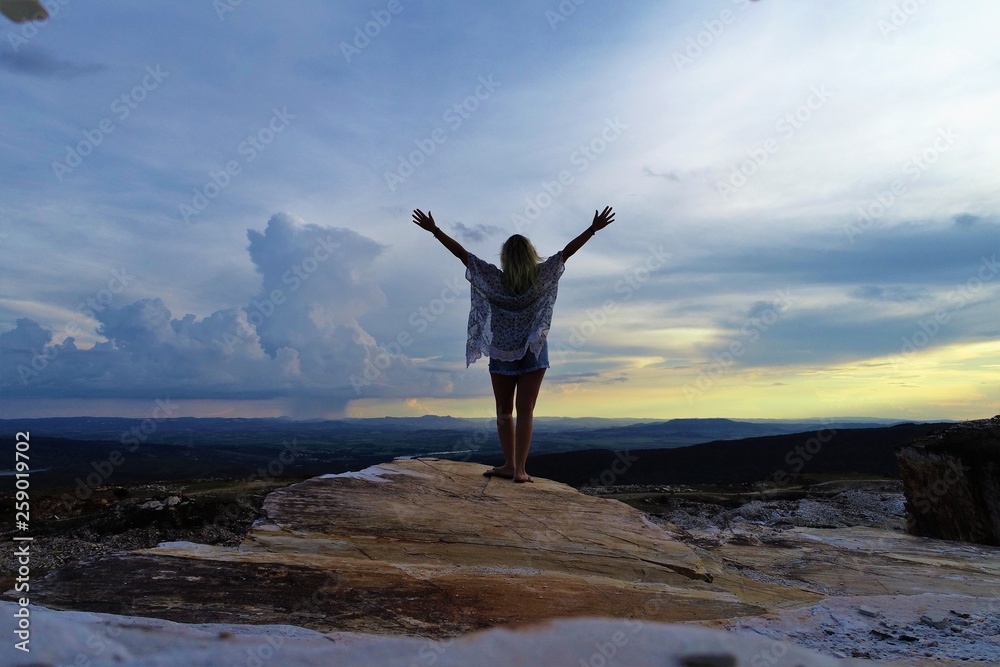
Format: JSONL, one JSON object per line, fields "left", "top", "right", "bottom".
{"left": 412, "top": 206, "right": 615, "bottom": 483}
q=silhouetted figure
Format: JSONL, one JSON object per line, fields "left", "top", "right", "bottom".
{"left": 413, "top": 206, "right": 615, "bottom": 482}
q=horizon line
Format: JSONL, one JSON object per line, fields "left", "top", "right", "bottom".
{"left": 0, "top": 414, "right": 960, "bottom": 423}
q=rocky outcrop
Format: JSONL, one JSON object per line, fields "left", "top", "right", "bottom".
{"left": 9, "top": 457, "right": 1000, "bottom": 663}
{"left": 16, "top": 459, "right": 813, "bottom": 637}
{"left": 895, "top": 415, "right": 1000, "bottom": 545}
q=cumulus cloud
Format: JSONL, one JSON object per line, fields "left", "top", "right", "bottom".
{"left": 0, "top": 317, "right": 51, "bottom": 352}
{"left": 0, "top": 214, "right": 452, "bottom": 416}
{"left": 245, "top": 213, "right": 387, "bottom": 352}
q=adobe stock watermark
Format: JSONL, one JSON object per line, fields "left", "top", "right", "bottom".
{"left": 551, "top": 244, "right": 669, "bottom": 363}
{"left": 511, "top": 117, "right": 627, "bottom": 232}
{"left": 384, "top": 74, "right": 501, "bottom": 192}
{"left": 350, "top": 274, "right": 466, "bottom": 394}
{"left": 18, "top": 267, "right": 134, "bottom": 384}
{"left": 583, "top": 451, "right": 639, "bottom": 488}
{"left": 50, "top": 65, "right": 169, "bottom": 182}
{"left": 58, "top": 398, "right": 178, "bottom": 509}
{"left": 576, "top": 621, "right": 644, "bottom": 667}
{"left": 71, "top": 597, "right": 144, "bottom": 665}
{"left": 203, "top": 437, "right": 305, "bottom": 541}
{"left": 340, "top": 0, "right": 410, "bottom": 63}
{"left": 878, "top": 0, "right": 930, "bottom": 40}
{"left": 443, "top": 417, "right": 496, "bottom": 464}
{"left": 672, "top": 0, "right": 756, "bottom": 72}
{"left": 683, "top": 289, "right": 793, "bottom": 403}
{"left": 890, "top": 253, "right": 998, "bottom": 370}
{"left": 214, "top": 234, "right": 341, "bottom": 352}
{"left": 250, "top": 573, "right": 348, "bottom": 667}
{"left": 716, "top": 85, "right": 832, "bottom": 201}
{"left": 544, "top": 0, "right": 587, "bottom": 30}
{"left": 6, "top": 0, "right": 66, "bottom": 52}
{"left": 762, "top": 424, "right": 838, "bottom": 490}
{"left": 606, "top": 601, "right": 677, "bottom": 653}
{"left": 843, "top": 126, "right": 959, "bottom": 243}
{"left": 599, "top": 600, "right": 791, "bottom": 667}
{"left": 401, "top": 633, "right": 456, "bottom": 667}
{"left": 213, "top": 0, "right": 247, "bottom": 21}
{"left": 179, "top": 106, "right": 295, "bottom": 224}
{"left": 908, "top": 458, "right": 973, "bottom": 523}
{"left": 588, "top": 599, "right": 785, "bottom": 667}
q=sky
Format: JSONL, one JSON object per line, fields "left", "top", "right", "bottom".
{"left": 1, "top": 0, "right": 998, "bottom": 421}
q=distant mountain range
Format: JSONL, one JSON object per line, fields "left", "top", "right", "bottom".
{"left": 0, "top": 415, "right": 926, "bottom": 447}
{"left": 527, "top": 422, "right": 953, "bottom": 487}
{"left": 0, "top": 416, "right": 955, "bottom": 491}
{"left": 0, "top": 416, "right": 960, "bottom": 495}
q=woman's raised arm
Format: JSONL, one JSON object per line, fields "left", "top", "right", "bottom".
{"left": 562, "top": 206, "right": 614, "bottom": 261}
{"left": 413, "top": 209, "right": 469, "bottom": 266}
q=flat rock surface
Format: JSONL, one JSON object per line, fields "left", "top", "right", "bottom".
{"left": 684, "top": 523, "right": 1000, "bottom": 599}
{"left": 726, "top": 593, "right": 1000, "bottom": 665}
{"left": 665, "top": 520, "right": 1000, "bottom": 664}
{"left": 2, "top": 602, "right": 864, "bottom": 667}
{"left": 15, "top": 459, "right": 806, "bottom": 637}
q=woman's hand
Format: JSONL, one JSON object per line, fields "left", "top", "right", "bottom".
{"left": 563, "top": 205, "right": 615, "bottom": 261}
{"left": 413, "top": 209, "right": 468, "bottom": 265}
{"left": 412, "top": 209, "right": 437, "bottom": 233}
{"left": 590, "top": 206, "right": 615, "bottom": 232}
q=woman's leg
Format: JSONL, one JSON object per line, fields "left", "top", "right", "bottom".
{"left": 512, "top": 367, "right": 546, "bottom": 482}
{"left": 488, "top": 372, "right": 518, "bottom": 476}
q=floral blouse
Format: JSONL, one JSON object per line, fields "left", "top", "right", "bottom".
{"left": 465, "top": 250, "right": 565, "bottom": 367}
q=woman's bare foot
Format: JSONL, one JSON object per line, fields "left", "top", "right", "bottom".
{"left": 483, "top": 466, "right": 515, "bottom": 479}
{"left": 513, "top": 472, "right": 533, "bottom": 483}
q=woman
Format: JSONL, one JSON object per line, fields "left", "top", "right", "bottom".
{"left": 412, "top": 206, "right": 615, "bottom": 483}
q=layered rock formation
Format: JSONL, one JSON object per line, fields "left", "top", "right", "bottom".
{"left": 896, "top": 415, "right": 1000, "bottom": 545}
{"left": 16, "top": 459, "right": 816, "bottom": 636}
{"left": 7, "top": 457, "right": 1000, "bottom": 664}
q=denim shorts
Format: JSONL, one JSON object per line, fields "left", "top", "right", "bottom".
{"left": 489, "top": 341, "right": 550, "bottom": 375}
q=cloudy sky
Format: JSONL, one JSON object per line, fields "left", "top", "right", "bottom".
{"left": 1, "top": 0, "right": 997, "bottom": 421}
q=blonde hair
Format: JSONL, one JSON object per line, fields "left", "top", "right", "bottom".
{"left": 500, "top": 234, "right": 542, "bottom": 294}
